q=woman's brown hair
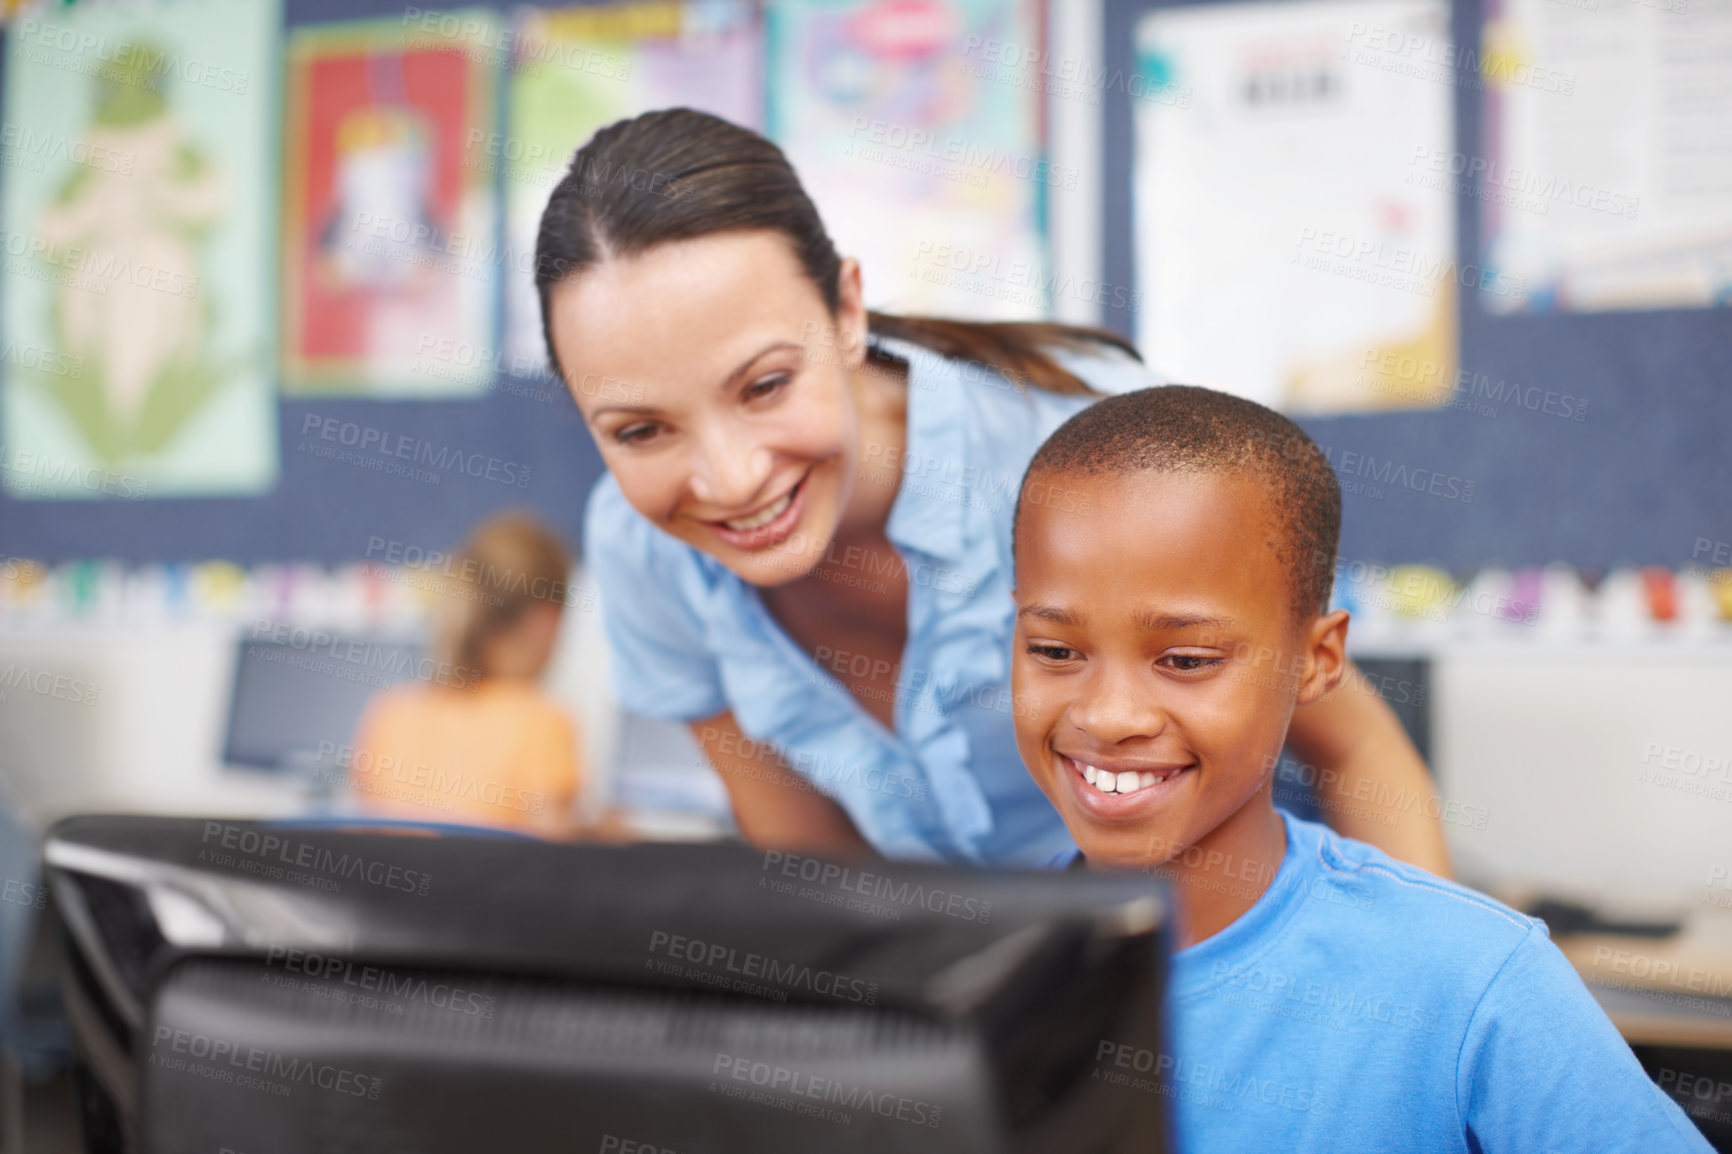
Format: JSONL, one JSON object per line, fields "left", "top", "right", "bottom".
{"left": 533, "top": 107, "right": 1138, "bottom": 396}
{"left": 430, "top": 513, "right": 573, "bottom": 678}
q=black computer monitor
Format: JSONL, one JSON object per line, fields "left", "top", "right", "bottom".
{"left": 44, "top": 816, "right": 1171, "bottom": 1153}
{"left": 221, "top": 632, "right": 427, "bottom": 772}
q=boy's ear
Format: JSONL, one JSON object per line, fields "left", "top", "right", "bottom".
{"left": 1295, "top": 609, "right": 1350, "bottom": 705}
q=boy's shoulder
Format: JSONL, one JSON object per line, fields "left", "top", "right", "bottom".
{"left": 1291, "top": 813, "right": 1534, "bottom": 934}
{"left": 1283, "top": 812, "right": 1539, "bottom": 953}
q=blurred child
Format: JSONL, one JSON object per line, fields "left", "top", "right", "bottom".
{"left": 1009, "top": 387, "right": 1709, "bottom": 1152}
{"left": 349, "top": 513, "right": 584, "bottom": 837}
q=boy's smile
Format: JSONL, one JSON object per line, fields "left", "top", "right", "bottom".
{"left": 1012, "top": 468, "right": 1345, "bottom": 905}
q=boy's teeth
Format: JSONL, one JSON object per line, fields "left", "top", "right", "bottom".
{"left": 724, "top": 490, "right": 792, "bottom": 531}
{"left": 1078, "top": 761, "right": 1182, "bottom": 795}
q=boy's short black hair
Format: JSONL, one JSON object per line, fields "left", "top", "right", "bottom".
{"left": 1016, "top": 386, "right": 1341, "bottom": 620}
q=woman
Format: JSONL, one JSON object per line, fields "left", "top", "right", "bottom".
{"left": 535, "top": 109, "right": 1451, "bottom": 872}
{"left": 350, "top": 513, "right": 584, "bottom": 837}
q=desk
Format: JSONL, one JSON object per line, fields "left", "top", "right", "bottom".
{"left": 1554, "top": 910, "right": 1732, "bottom": 1048}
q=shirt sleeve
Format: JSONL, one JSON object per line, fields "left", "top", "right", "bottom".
{"left": 583, "top": 476, "right": 729, "bottom": 722}
{"left": 1458, "top": 923, "right": 1714, "bottom": 1153}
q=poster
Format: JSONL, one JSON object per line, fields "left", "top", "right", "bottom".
{"left": 1, "top": 0, "right": 279, "bottom": 499}
{"left": 1134, "top": 0, "right": 1458, "bottom": 413}
{"left": 282, "top": 14, "right": 498, "bottom": 395}
{"left": 1480, "top": 0, "right": 1732, "bottom": 312}
{"left": 767, "top": 0, "right": 1049, "bottom": 320}
{"left": 501, "top": 0, "right": 762, "bottom": 372}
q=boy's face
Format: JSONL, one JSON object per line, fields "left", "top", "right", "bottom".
{"left": 1012, "top": 469, "right": 1346, "bottom": 870}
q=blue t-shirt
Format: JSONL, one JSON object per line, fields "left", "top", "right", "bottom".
{"left": 584, "top": 334, "right": 1153, "bottom": 864}
{"left": 1113, "top": 811, "right": 1711, "bottom": 1152}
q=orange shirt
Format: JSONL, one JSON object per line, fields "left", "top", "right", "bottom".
{"left": 348, "top": 680, "right": 582, "bottom": 835}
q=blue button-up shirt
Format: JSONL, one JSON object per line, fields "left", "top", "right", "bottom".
{"left": 583, "top": 335, "right": 1156, "bottom": 864}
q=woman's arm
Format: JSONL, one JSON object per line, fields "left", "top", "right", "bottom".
{"left": 1285, "top": 660, "right": 1454, "bottom": 877}
{"left": 690, "top": 710, "right": 876, "bottom": 858}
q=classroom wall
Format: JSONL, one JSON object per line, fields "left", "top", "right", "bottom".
{"left": 2, "top": 0, "right": 1728, "bottom": 571}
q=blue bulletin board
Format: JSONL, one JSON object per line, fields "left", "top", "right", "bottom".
{"left": 1, "top": 0, "right": 1728, "bottom": 574}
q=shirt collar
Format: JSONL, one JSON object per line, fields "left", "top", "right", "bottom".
{"left": 870, "top": 334, "right": 970, "bottom": 564}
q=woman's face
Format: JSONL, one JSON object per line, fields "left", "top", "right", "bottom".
{"left": 547, "top": 230, "right": 876, "bottom": 587}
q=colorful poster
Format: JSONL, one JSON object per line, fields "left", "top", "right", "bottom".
{"left": 1, "top": 0, "right": 279, "bottom": 499}
{"left": 766, "top": 0, "right": 1049, "bottom": 320}
{"left": 1480, "top": 0, "right": 1732, "bottom": 312}
{"left": 500, "top": 0, "right": 762, "bottom": 373}
{"left": 282, "top": 15, "right": 498, "bottom": 395}
{"left": 1134, "top": 0, "right": 1458, "bottom": 414}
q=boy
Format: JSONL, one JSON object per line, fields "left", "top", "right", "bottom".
{"left": 1009, "top": 386, "right": 1710, "bottom": 1152}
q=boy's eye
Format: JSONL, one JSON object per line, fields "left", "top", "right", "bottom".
{"left": 1160, "top": 654, "right": 1221, "bottom": 673}
{"left": 743, "top": 372, "right": 791, "bottom": 402}
{"left": 1026, "top": 643, "right": 1078, "bottom": 663}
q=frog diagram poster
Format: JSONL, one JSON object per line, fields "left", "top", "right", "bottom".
{"left": 1, "top": 0, "right": 281, "bottom": 498}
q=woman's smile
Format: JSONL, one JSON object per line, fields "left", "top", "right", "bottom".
{"left": 700, "top": 469, "right": 811, "bottom": 551}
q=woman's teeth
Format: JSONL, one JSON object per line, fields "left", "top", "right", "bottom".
{"left": 724, "top": 490, "right": 792, "bottom": 532}
{"left": 1079, "top": 762, "right": 1184, "bottom": 795}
